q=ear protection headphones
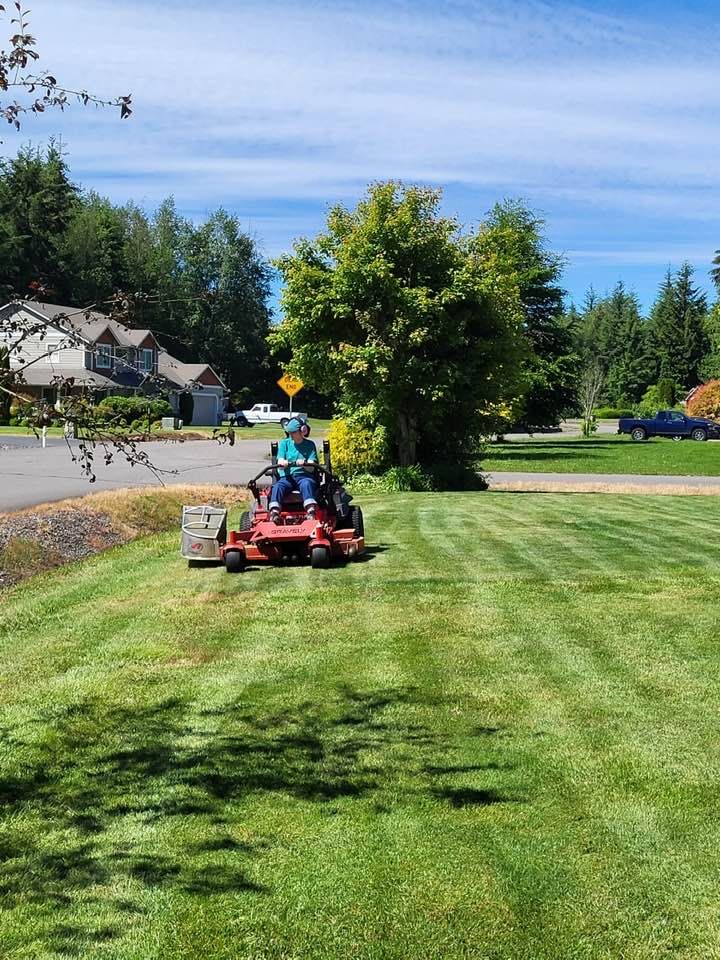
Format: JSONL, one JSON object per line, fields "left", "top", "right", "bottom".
{"left": 281, "top": 416, "right": 311, "bottom": 438}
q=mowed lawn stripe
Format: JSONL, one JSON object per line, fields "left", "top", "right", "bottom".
{"left": 1, "top": 493, "right": 720, "bottom": 958}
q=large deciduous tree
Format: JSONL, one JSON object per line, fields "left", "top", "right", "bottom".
{"left": 470, "top": 200, "right": 580, "bottom": 429}
{"left": 271, "top": 182, "right": 526, "bottom": 466}
{"left": 175, "top": 209, "right": 273, "bottom": 397}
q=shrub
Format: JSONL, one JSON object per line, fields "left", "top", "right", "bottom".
{"left": 687, "top": 380, "right": 720, "bottom": 420}
{"left": 594, "top": 407, "right": 634, "bottom": 419}
{"left": 326, "top": 418, "right": 389, "bottom": 477}
{"left": 656, "top": 377, "right": 678, "bottom": 408}
{"left": 96, "top": 395, "right": 173, "bottom": 425}
{"left": 634, "top": 383, "right": 682, "bottom": 419}
{"left": 347, "top": 463, "right": 486, "bottom": 493}
{"left": 581, "top": 416, "right": 598, "bottom": 438}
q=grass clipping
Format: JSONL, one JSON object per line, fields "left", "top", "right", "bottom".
{"left": 0, "top": 484, "right": 246, "bottom": 588}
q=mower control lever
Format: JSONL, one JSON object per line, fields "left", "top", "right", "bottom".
{"left": 247, "top": 463, "right": 329, "bottom": 487}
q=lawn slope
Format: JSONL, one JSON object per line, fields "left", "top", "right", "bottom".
{"left": 1, "top": 493, "right": 720, "bottom": 959}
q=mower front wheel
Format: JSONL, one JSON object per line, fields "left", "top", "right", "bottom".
{"left": 310, "top": 546, "right": 331, "bottom": 569}
{"left": 225, "top": 549, "right": 245, "bottom": 574}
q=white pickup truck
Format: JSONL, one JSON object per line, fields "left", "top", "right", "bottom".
{"left": 240, "top": 403, "right": 308, "bottom": 424}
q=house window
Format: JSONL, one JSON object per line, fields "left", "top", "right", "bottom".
{"left": 139, "top": 348, "right": 155, "bottom": 372}
{"left": 96, "top": 344, "right": 113, "bottom": 369}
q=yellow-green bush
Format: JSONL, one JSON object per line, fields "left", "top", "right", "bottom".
{"left": 326, "top": 418, "right": 389, "bottom": 477}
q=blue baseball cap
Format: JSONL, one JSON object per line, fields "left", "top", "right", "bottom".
{"left": 285, "top": 417, "right": 303, "bottom": 433}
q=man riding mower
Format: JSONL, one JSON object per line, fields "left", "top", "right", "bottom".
{"left": 180, "top": 417, "right": 365, "bottom": 571}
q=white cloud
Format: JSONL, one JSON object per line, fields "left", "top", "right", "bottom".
{"left": 2, "top": 0, "right": 720, "bottom": 243}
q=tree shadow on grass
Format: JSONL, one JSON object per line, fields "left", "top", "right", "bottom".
{"left": 0, "top": 686, "right": 517, "bottom": 954}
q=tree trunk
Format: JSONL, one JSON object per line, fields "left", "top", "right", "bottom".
{"left": 397, "top": 411, "right": 417, "bottom": 466}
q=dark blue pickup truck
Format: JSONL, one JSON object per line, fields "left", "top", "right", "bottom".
{"left": 618, "top": 409, "right": 720, "bottom": 441}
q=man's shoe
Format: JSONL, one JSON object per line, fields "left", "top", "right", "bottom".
{"left": 305, "top": 506, "right": 317, "bottom": 521}
{"left": 269, "top": 508, "right": 281, "bottom": 525}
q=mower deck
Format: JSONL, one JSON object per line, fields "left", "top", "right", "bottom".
{"left": 224, "top": 508, "right": 364, "bottom": 565}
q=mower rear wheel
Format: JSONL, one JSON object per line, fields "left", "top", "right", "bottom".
{"left": 310, "top": 546, "right": 331, "bottom": 569}
{"left": 225, "top": 549, "right": 245, "bottom": 573}
{"left": 239, "top": 510, "right": 252, "bottom": 532}
{"left": 349, "top": 506, "right": 364, "bottom": 538}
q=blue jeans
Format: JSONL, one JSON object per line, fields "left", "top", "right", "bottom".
{"left": 270, "top": 473, "right": 318, "bottom": 510}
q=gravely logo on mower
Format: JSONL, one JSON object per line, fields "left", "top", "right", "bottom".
{"left": 260, "top": 525, "right": 321, "bottom": 538}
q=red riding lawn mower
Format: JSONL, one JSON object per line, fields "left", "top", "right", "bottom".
{"left": 181, "top": 440, "right": 365, "bottom": 572}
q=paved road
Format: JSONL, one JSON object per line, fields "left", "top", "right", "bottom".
{"left": 4, "top": 430, "right": 719, "bottom": 511}
{"left": 0, "top": 437, "right": 272, "bottom": 511}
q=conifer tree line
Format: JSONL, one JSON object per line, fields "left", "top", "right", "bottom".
{"left": 0, "top": 143, "right": 273, "bottom": 404}
{"left": 571, "top": 264, "right": 720, "bottom": 411}
{"left": 3, "top": 143, "right": 720, "bottom": 426}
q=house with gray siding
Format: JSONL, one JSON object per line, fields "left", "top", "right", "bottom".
{"left": 0, "top": 301, "right": 228, "bottom": 425}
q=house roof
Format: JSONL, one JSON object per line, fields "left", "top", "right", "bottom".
{"left": 158, "top": 351, "right": 226, "bottom": 390}
{"left": 5, "top": 301, "right": 227, "bottom": 391}
{"left": 19, "top": 366, "right": 119, "bottom": 389}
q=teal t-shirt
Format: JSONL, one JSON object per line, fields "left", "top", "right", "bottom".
{"left": 278, "top": 437, "right": 318, "bottom": 476}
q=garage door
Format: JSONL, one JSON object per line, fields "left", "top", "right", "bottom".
{"left": 190, "top": 392, "right": 218, "bottom": 426}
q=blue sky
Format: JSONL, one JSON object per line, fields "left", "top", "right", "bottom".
{"left": 3, "top": 0, "right": 719, "bottom": 312}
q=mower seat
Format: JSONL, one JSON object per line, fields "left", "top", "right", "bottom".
{"left": 282, "top": 492, "right": 304, "bottom": 508}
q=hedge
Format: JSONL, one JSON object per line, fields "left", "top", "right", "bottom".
{"left": 96, "top": 395, "right": 173, "bottom": 425}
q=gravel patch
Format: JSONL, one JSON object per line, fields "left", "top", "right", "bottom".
{"left": 0, "top": 509, "right": 125, "bottom": 587}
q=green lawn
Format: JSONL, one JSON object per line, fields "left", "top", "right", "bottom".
{"left": 2, "top": 493, "right": 720, "bottom": 958}
{"left": 484, "top": 433, "right": 720, "bottom": 475}
{"left": 211, "top": 418, "right": 332, "bottom": 441}
{"left": 0, "top": 425, "right": 64, "bottom": 437}
{"left": 0, "top": 420, "right": 331, "bottom": 442}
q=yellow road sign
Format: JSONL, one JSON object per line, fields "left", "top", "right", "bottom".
{"left": 277, "top": 374, "right": 304, "bottom": 398}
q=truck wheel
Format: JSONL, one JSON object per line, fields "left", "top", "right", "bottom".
{"left": 630, "top": 427, "right": 647, "bottom": 441}
{"left": 691, "top": 428, "right": 708, "bottom": 442}
{"left": 239, "top": 511, "right": 252, "bottom": 532}
{"left": 225, "top": 549, "right": 245, "bottom": 573}
{"left": 310, "top": 546, "right": 331, "bottom": 569}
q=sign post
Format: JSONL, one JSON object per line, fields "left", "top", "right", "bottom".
{"left": 277, "top": 374, "right": 304, "bottom": 416}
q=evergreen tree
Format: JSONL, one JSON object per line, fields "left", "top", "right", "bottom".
{"left": 648, "top": 264, "right": 708, "bottom": 390}
{"left": 711, "top": 249, "right": 720, "bottom": 292}
{"left": 0, "top": 142, "right": 78, "bottom": 296}
{"left": 603, "top": 287, "right": 651, "bottom": 404}
{"left": 473, "top": 200, "right": 580, "bottom": 428}
{"left": 61, "top": 193, "right": 127, "bottom": 304}
{"left": 575, "top": 282, "right": 653, "bottom": 403}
